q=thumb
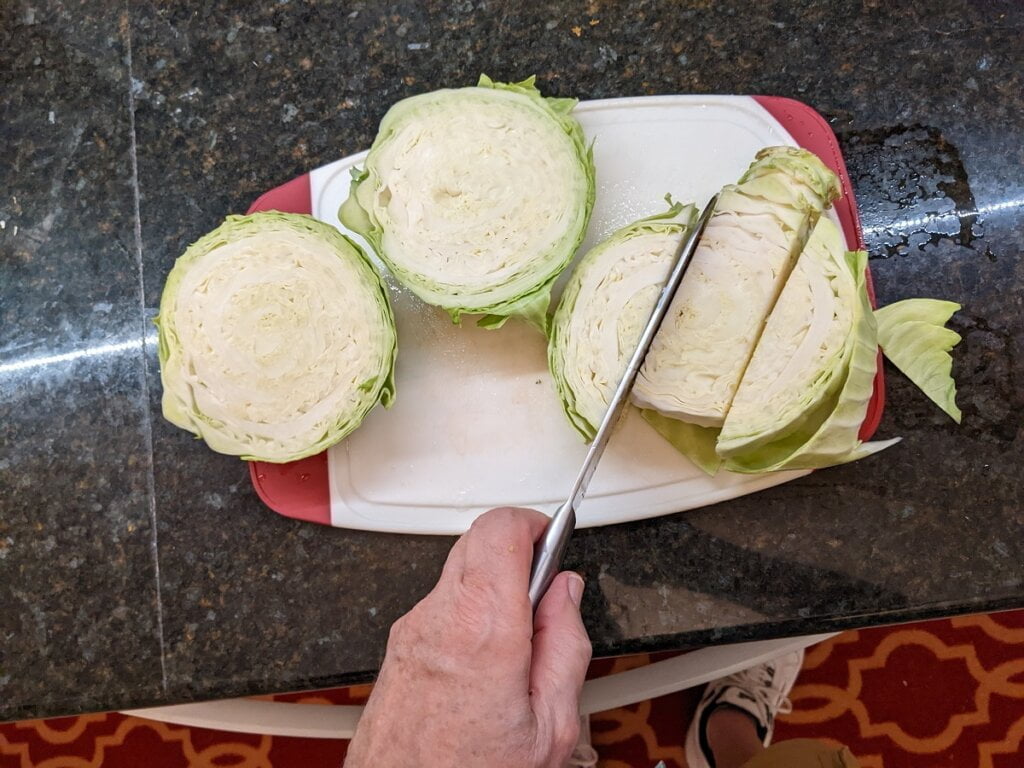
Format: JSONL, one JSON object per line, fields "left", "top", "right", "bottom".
{"left": 530, "top": 572, "right": 592, "bottom": 735}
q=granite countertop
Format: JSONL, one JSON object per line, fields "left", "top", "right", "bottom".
{"left": 2, "top": 0, "right": 1023, "bottom": 721}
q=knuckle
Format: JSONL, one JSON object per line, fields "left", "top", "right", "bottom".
{"left": 386, "top": 599, "right": 431, "bottom": 650}
{"left": 485, "top": 505, "right": 521, "bottom": 519}
{"left": 450, "top": 583, "right": 531, "bottom": 657}
{"left": 458, "top": 564, "right": 497, "bottom": 600}
{"left": 572, "top": 630, "right": 593, "bottom": 664}
{"left": 451, "top": 595, "right": 490, "bottom": 639}
{"left": 478, "top": 506, "right": 536, "bottom": 538}
{"left": 385, "top": 614, "right": 410, "bottom": 650}
{"left": 451, "top": 583, "right": 497, "bottom": 636}
{"left": 508, "top": 513, "right": 534, "bottom": 545}
{"left": 468, "top": 508, "right": 511, "bottom": 543}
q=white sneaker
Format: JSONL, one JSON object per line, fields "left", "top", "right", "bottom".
{"left": 684, "top": 650, "right": 804, "bottom": 768}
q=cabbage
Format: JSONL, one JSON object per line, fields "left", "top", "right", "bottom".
{"left": 718, "top": 218, "right": 859, "bottom": 457}
{"left": 875, "top": 299, "right": 962, "bottom": 423}
{"left": 156, "top": 212, "right": 397, "bottom": 463}
{"left": 632, "top": 147, "right": 840, "bottom": 427}
{"left": 645, "top": 220, "right": 899, "bottom": 474}
{"left": 340, "top": 74, "right": 595, "bottom": 331}
{"left": 548, "top": 202, "right": 698, "bottom": 439}
{"left": 720, "top": 245, "right": 899, "bottom": 473}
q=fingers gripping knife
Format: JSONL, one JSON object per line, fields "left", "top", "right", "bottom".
{"left": 527, "top": 195, "right": 719, "bottom": 610}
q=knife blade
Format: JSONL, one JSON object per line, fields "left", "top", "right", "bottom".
{"left": 527, "top": 194, "right": 719, "bottom": 609}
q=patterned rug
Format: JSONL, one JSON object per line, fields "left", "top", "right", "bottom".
{"left": 3, "top": 610, "right": 1022, "bottom": 767}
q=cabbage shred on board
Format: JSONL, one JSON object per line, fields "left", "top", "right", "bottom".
{"left": 340, "top": 75, "right": 595, "bottom": 332}
{"left": 156, "top": 212, "right": 397, "bottom": 463}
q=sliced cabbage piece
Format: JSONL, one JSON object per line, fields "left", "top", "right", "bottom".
{"left": 721, "top": 249, "right": 898, "bottom": 473}
{"left": 717, "top": 218, "right": 858, "bottom": 457}
{"left": 549, "top": 202, "right": 697, "bottom": 439}
{"left": 632, "top": 147, "right": 841, "bottom": 427}
{"left": 156, "top": 212, "right": 397, "bottom": 463}
{"left": 875, "top": 299, "right": 962, "bottom": 423}
{"left": 340, "top": 74, "right": 595, "bottom": 331}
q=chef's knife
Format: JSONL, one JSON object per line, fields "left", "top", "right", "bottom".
{"left": 527, "top": 194, "right": 719, "bottom": 610}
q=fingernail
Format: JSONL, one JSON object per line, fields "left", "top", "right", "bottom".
{"left": 567, "top": 573, "right": 585, "bottom": 607}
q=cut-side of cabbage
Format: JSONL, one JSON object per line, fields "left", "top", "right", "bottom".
{"left": 718, "top": 218, "right": 858, "bottom": 457}
{"left": 875, "top": 299, "right": 962, "bottom": 423}
{"left": 157, "top": 212, "right": 397, "bottom": 463}
{"left": 549, "top": 201, "right": 697, "bottom": 439}
{"left": 632, "top": 146, "right": 841, "bottom": 427}
{"left": 722, "top": 249, "right": 898, "bottom": 473}
{"left": 340, "top": 74, "right": 595, "bottom": 331}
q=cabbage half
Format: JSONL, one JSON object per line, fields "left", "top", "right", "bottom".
{"left": 549, "top": 202, "right": 697, "bottom": 439}
{"left": 875, "top": 299, "right": 962, "bottom": 423}
{"left": 157, "top": 212, "right": 397, "bottom": 463}
{"left": 340, "top": 75, "right": 595, "bottom": 331}
{"left": 720, "top": 245, "right": 899, "bottom": 473}
{"left": 632, "top": 147, "right": 840, "bottom": 427}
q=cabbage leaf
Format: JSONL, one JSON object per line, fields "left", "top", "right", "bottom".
{"left": 722, "top": 248, "right": 897, "bottom": 472}
{"left": 875, "top": 299, "right": 962, "bottom": 423}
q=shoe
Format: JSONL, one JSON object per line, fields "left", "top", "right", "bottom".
{"left": 564, "top": 714, "right": 598, "bottom": 767}
{"left": 684, "top": 649, "right": 804, "bottom": 768}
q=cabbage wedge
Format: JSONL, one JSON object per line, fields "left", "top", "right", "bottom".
{"left": 549, "top": 202, "right": 698, "bottom": 439}
{"left": 157, "top": 212, "right": 397, "bottom": 463}
{"left": 633, "top": 147, "right": 840, "bottom": 427}
{"left": 720, "top": 243, "right": 897, "bottom": 473}
{"left": 340, "top": 75, "right": 595, "bottom": 331}
{"left": 875, "top": 299, "right": 962, "bottom": 423}
{"left": 718, "top": 218, "right": 860, "bottom": 457}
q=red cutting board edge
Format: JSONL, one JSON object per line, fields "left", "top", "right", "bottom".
{"left": 247, "top": 94, "right": 886, "bottom": 526}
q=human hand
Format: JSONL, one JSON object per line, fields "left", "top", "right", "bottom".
{"left": 345, "top": 507, "right": 592, "bottom": 768}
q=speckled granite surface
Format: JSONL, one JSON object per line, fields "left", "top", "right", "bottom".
{"left": 2, "top": 0, "right": 1022, "bottom": 721}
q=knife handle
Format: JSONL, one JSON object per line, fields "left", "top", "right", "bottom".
{"left": 528, "top": 500, "right": 577, "bottom": 610}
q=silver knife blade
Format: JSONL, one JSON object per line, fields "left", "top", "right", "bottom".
{"left": 527, "top": 194, "right": 719, "bottom": 609}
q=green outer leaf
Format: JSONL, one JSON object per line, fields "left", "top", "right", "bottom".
{"left": 155, "top": 211, "right": 397, "bottom": 463}
{"left": 875, "top": 298, "right": 960, "bottom": 326}
{"left": 478, "top": 74, "right": 578, "bottom": 116}
{"left": 339, "top": 167, "right": 373, "bottom": 236}
{"left": 475, "top": 277, "right": 554, "bottom": 333}
{"left": 340, "top": 74, "right": 596, "bottom": 331}
{"left": 875, "top": 299, "right": 962, "bottom": 423}
{"left": 641, "top": 410, "right": 722, "bottom": 476}
{"left": 741, "top": 146, "right": 842, "bottom": 204}
{"left": 722, "top": 250, "right": 896, "bottom": 472}
{"left": 548, "top": 201, "right": 698, "bottom": 440}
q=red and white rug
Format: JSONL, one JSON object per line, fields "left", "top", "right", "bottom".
{"left": 3, "top": 609, "right": 1022, "bottom": 767}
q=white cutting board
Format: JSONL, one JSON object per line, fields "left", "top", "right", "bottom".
{"left": 312, "top": 95, "right": 841, "bottom": 534}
